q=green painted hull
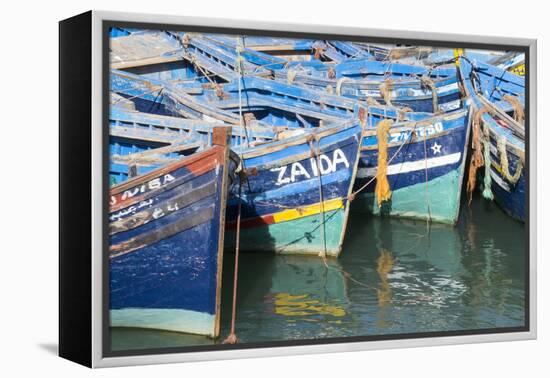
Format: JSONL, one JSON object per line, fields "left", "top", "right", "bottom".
{"left": 352, "top": 170, "right": 462, "bottom": 224}
{"left": 225, "top": 209, "right": 346, "bottom": 257}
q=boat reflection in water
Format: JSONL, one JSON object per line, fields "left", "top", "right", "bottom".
{"left": 221, "top": 253, "right": 353, "bottom": 342}
{"left": 111, "top": 197, "right": 525, "bottom": 350}
{"left": 341, "top": 197, "right": 525, "bottom": 335}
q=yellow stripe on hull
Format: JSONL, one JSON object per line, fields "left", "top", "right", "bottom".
{"left": 272, "top": 198, "right": 344, "bottom": 224}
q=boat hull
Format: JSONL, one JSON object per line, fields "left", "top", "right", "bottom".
{"left": 488, "top": 135, "right": 526, "bottom": 222}
{"left": 225, "top": 123, "right": 362, "bottom": 257}
{"left": 353, "top": 110, "right": 470, "bottom": 224}
{"left": 108, "top": 143, "right": 234, "bottom": 337}
{"left": 458, "top": 56, "right": 525, "bottom": 223}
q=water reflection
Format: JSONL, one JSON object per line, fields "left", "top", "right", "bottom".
{"left": 111, "top": 196, "right": 526, "bottom": 351}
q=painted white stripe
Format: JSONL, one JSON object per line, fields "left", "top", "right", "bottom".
{"left": 439, "top": 99, "right": 462, "bottom": 112}
{"left": 490, "top": 169, "right": 511, "bottom": 192}
{"left": 357, "top": 152, "right": 461, "bottom": 178}
{"left": 359, "top": 82, "right": 459, "bottom": 98}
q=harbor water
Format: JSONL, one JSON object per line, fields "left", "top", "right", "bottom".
{"left": 111, "top": 193, "right": 526, "bottom": 351}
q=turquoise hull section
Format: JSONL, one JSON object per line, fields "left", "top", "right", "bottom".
{"left": 226, "top": 209, "right": 346, "bottom": 257}
{"left": 353, "top": 169, "right": 463, "bottom": 224}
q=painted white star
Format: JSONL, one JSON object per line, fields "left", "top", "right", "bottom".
{"left": 431, "top": 142, "right": 442, "bottom": 155}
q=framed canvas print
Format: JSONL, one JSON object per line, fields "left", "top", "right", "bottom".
{"left": 59, "top": 10, "right": 537, "bottom": 368}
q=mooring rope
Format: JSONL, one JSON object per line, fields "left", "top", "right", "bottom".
{"left": 422, "top": 128, "right": 433, "bottom": 222}
{"left": 223, "top": 178, "right": 242, "bottom": 345}
{"left": 308, "top": 134, "right": 329, "bottom": 266}
{"left": 222, "top": 37, "right": 249, "bottom": 345}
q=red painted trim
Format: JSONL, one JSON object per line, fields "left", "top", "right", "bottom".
{"left": 226, "top": 214, "right": 276, "bottom": 230}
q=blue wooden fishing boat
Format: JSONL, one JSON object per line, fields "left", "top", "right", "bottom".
{"left": 274, "top": 59, "right": 461, "bottom": 113}
{"left": 109, "top": 127, "right": 238, "bottom": 337}
{"left": 110, "top": 30, "right": 184, "bottom": 71}
{"left": 494, "top": 53, "right": 525, "bottom": 76}
{"left": 352, "top": 107, "right": 471, "bottom": 224}
{"left": 225, "top": 118, "right": 363, "bottom": 257}
{"left": 109, "top": 76, "right": 364, "bottom": 257}
{"left": 352, "top": 43, "right": 434, "bottom": 62}
{"left": 459, "top": 57, "right": 525, "bottom": 222}
{"left": 175, "top": 34, "right": 461, "bottom": 114}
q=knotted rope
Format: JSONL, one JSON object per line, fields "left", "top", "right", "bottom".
{"left": 379, "top": 78, "right": 394, "bottom": 107}
{"left": 503, "top": 94, "right": 524, "bottom": 124}
{"left": 420, "top": 75, "right": 440, "bottom": 114}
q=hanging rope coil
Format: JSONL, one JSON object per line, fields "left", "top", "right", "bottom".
{"left": 397, "top": 106, "right": 414, "bottom": 121}
{"left": 366, "top": 97, "right": 382, "bottom": 107}
{"left": 466, "top": 106, "right": 491, "bottom": 204}
{"left": 375, "top": 120, "right": 393, "bottom": 206}
{"left": 348, "top": 120, "right": 418, "bottom": 202}
{"left": 379, "top": 78, "right": 394, "bottom": 107}
{"left": 503, "top": 94, "right": 525, "bottom": 123}
{"left": 420, "top": 75, "right": 440, "bottom": 114}
{"left": 497, "top": 136, "right": 523, "bottom": 184}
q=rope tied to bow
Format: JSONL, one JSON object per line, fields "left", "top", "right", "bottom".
{"left": 497, "top": 136, "right": 524, "bottom": 185}
{"left": 420, "top": 75, "right": 440, "bottom": 114}
{"left": 466, "top": 106, "right": 491, "bottom": 204}
{"left": 366, "top": 97, "right": 382, "bottom": 107}
{"left": 379, "top": 78, "right": 394, "bottom": 107}
{"left": 223, "top": 177, "right": 243, "bottom": 345}
{"left": 503, "top": 94, "right": 524, "bottom": 123}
